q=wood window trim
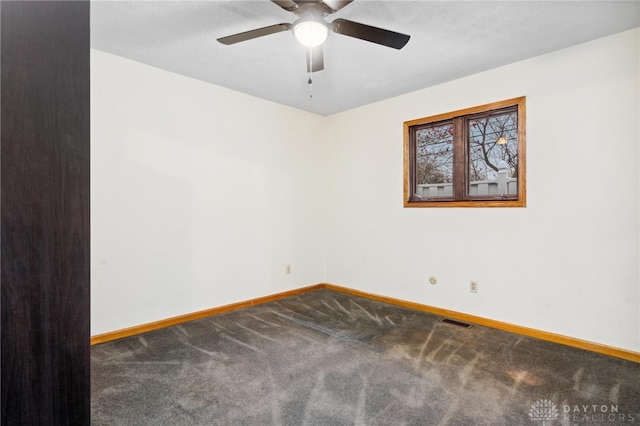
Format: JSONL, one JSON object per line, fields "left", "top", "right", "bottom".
{"left": 404, "top": 96, "right": 526, "bottom": 208}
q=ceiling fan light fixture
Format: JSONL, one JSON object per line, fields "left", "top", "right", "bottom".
{"left": 293, "top": 20, "right": 329, "bottom": 47}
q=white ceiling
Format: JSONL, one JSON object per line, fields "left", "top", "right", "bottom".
{"left": 91, "top": 1, "right": 640, "bottom": 116}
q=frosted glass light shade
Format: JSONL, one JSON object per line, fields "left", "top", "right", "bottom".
{"left": 293, "top": 21, "right": 329, "bottom": 47}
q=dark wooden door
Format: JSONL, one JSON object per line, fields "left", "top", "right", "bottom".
{"left": 1, "top": 1, "right": 90, "bottom": 424}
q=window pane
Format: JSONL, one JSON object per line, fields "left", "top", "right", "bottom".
{"left": 415, "top": 122, "right": 453, "bottom": 198}
{"left": 467, "top": 110, "right": 518, "bottom": 197}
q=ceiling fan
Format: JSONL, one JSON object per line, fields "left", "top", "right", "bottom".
{"left": 217, "top": 0, "right": 410, "bottom": 74}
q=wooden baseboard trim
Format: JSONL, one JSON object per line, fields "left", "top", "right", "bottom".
{"left": 91, "top": 282, "right": 639, "bottom": 363}
{"left": 321, "top": 283, "right": 640, "bottom": 363}
{"left": 90, "top": 284, "right": 324, "bottom": 345}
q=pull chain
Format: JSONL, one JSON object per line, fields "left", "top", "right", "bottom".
{"left": 308, "top": 47, "right": 313, "bottom": 98}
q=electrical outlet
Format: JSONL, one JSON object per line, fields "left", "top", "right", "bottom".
{"left": 429, "top": 276, "right": 437, "bottom": 285}
{"left": 285, "top": 264, "right": 292, "bottom": 275}
{"left": 470, "top": 281, "right": 478, "bottom": 293}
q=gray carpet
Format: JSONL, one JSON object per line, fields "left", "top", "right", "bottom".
{"left": 91, "top": 289, "right": 640, "bottom": 425}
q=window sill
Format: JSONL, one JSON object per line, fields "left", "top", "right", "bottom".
{"left": 404, "top": 199, "right": 526, "bottom": 208}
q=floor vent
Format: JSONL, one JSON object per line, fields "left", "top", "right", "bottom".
{"left": 442, "top": 318, "right": 472, "bottom": 328}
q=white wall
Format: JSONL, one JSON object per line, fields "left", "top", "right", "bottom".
{"left": 92, "top": 29, "right": 639, "bottom": 352}
{"left": 91, "top": 50, "right": 327, "bottom": 335}
{"left": 324, "top": 28, "right": 640, "bottom": 352}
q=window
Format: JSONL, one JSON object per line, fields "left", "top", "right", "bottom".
{"left": 404, "top": 97, "right": 526, "bottom": 207}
